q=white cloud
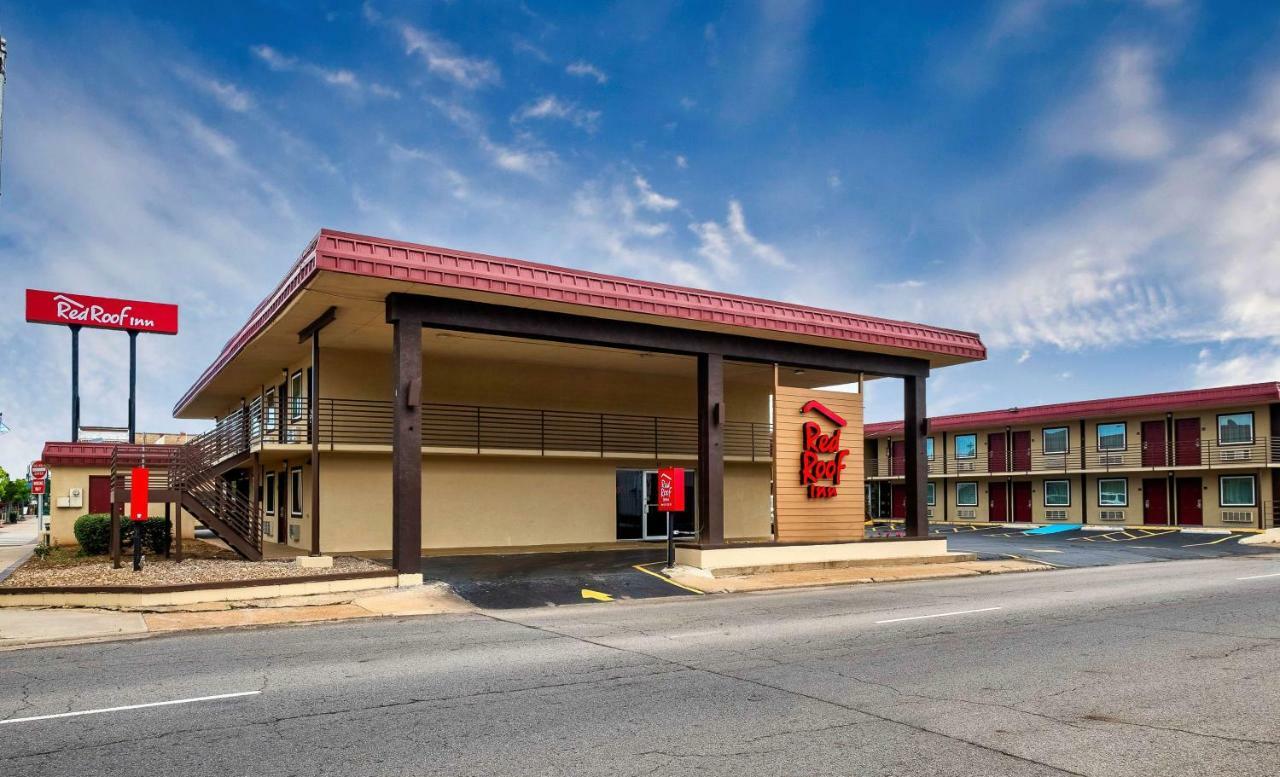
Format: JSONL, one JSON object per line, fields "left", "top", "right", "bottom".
{"left": 399, "top": 24, "right": 499, "bottom": 89}
{"left": 1193, "top": 345, "right": 1280, "bottom": 387}
{"left": 566, "top": 60, "right": 608, "bottom": 84}
{"left": 175, "top": 67, "right": 253, "bottom": 112}
{"left": 633, "top": 176, "right": 678, "bottom": 211}
{"left": 512, "top": 95, "right": 601, "bottom": 132}
{"left": 675, "top": 155, "right": 688, "bottom": 169}
{"left": 1043, "top": 44, "right": 1174, "bottom": 161}
{"left": 250, "top": 44, "right": 387, "bottom": 97}
{"left": 1017, "top": 349, "right": 1032, "bottom": 364}
{"left": 689, "top": 199, "right": 791, "bottom": 279}
{"left": 430, "top": 98, "right": 556, "bottom": 177}
{"left": 827, "top": 172, "right": 842, "bottom": 190}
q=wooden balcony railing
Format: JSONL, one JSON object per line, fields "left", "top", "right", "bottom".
{"left": 876, "top": 437, "right": 1280, "bottom": 477}
{"left": 232, "top": 397, "right": 773, "bottom": 461}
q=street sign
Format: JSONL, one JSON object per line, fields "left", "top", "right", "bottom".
{"left": 130, "top": 467, "right": 149, "bottom": 522}
{"left": 29, "top": 461, "right": 47, "bottom": 480}
{"left": 657, "top": 467, "right": 685, "bottom": 512}
{"left": 30, "top": 478, "right": 46, "bottom": 495}
{"left": 25, "top": 289, "right": 179, "bottom": 335}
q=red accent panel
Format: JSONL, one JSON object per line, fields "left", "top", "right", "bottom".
{"left": 1013, "top": 481, "right": 1032, "bottom": 522}
{"left": 26, "top": 289, "right": 178, "bottom": 335}
{"left": 88, "top": 476, "right": 111, "bottom": 514}
{"left": 1176, "top": 478, "right": 1203, "bottom": 525}
{"left": 1143, "top": 478, "right": 1169, "bottom": 525}
{"left": 988, "top": 433, "right": 1007, "bottom": 473}
{"left": 1174, "top": 418, "right": 1202, "bottom": 466}
{"left": 989, "top": 482, "right": 1008, "bottom": 522}
{"left": 1141, "top": 420, "right": 1167, "bottom": 467}
{"left": 891, "top": 485, "right": 906, "bottom": 519}
{"left": 130, "top": 467, "right": 149, "bottom": 521}
{"left": 1011, "top": 430, "right": 1031, "bottom": 471}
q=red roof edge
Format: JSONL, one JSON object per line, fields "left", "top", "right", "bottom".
{"left": 42, "top": 442, "right": 119, "bottom": 468}
{"left": 174, "top": 228, "right": 987, "bottom": 417}
{"left": 865, "top": 382, "right": 1280, "bottom": 438}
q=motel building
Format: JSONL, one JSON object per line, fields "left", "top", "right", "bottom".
{"left": 37, "top": 229, "right": 986, "bottom": 576}
{"left": 864, "top": 383, "right": 1280, "bottom": 531}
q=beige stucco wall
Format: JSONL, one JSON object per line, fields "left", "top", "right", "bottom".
{"left": 303, "top": 453, "right": 773, "bottom": 553}
{"left": 44, "top": 464, "right": 192, "bottom": 548}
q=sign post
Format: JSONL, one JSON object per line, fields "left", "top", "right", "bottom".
{"left": 130, "top": 466, "right": 149, "bottom": 572}
{"left": 30, "top": 463, "right": 49, "bottom": 544}
{"left": 656, "top": 467, "right": 685, "bottom": 570}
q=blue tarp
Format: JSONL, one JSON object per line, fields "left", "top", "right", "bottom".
{"left": 1022, "top": 524, "right": 1082, "bottom": 535}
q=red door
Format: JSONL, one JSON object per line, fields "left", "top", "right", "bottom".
{"left": 1012, "top": 481, "right": 1033, "bottom": 522}
{"left": 1176, "top": 477, "right": 1203, "bottom": 525}
{"left": 891, "top": 485, "right": 906, "bottom": 519}
{"left": 1174, "top": 418, "right": 1201, "bottom": 466}
{"left": 989, "top": 482, "right": 1008, "bottom": 522}
{"left": 88, "top": 476, "right": 111, "bottom": 514}
{"left": 988, "top": 433, "right": 1007, "bottom": 473}
{"left": 890, "top": 441, "right": 905, "bottom": 477}
{"left": 1141, "top": 421, "right": 1167, "bottom": 467}
{"left": 1012, "top": 431, "right": 1032, "bottom": 472}
{"left": 1142, "top": 478, "right": 1169, "bottom": 525}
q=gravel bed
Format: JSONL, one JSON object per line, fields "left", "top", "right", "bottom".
{"left": 1, "top": 556, "right": 391, "bottom": 588}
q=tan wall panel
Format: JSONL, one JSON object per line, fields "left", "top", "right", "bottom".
{"left": 773, "top": 385, "right": 864, "bottom": 542}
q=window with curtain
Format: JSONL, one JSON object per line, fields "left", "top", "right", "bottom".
{"left": 1044, "top": 480, "right": 1070, "bottom": 506}
{"left": 1097, "top": 423, "right": 1126, "bottom": 451}
{"left": 1043, "top": 427, "right": 1069, "bottom": 455}
{"left": 1220, "top": 475, "right": 1256, "bottom": 507}
{"left": 926, "top": 482, "right": 936, "bottom": 506}
{"left": 956, "top": 482, "right": 978, "bottom": 506}
{"left": 1098, "top": 478, "right": 1127, "bottom": 506}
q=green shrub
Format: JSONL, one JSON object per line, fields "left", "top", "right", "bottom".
{"left": 73, "top": 514, "right": 172, "bottom": 556}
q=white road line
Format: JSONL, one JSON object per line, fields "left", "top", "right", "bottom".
{"left": 1020, "top": 548, "right": 1063, "bottom": 553}
{"left": 1236, "top": 572, "right": 1280, "bottom": 581}
{"left": 0, "top": 691, "right": 261, "bottom": 725}
{"left": 875, "top": 606, "right": 1003, "bottom": 625}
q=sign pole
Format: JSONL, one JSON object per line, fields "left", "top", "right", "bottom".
{"left": 665, "top": 510, "right": 674, "bottom": 570}
{"left": 70, "top": 324, "right": 80, "bottom": 442}
{"left": 128, "top": 330, "right": 137, "bottom": 444}
{"left": 37, "top": 493, "right": 44, "bottom": 544}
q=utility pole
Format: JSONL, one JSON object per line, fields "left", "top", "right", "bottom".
{"left": 1, "top": 36, "right": 8, "bottom": 196}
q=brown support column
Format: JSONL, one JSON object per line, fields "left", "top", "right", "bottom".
{"left": 164, "top": 502, "right": 172, "bottom": 559}
{"left": 174, "top": 489, "right": 183, "bottom": 562}
{"left": 310, "top": 330, "right": 321, "bottom": 556}
{"left": 903, "top": 374, "right": 929, "bottom": 538}
{"left": 110, "top": 500, "right": 121, "bottom": 568}
{"left": 390, "top": 312, "right": 423, "bottom": 574}
{"left": 250, "top": 453, "right": 260, "bottom": 550}
{"left": 697, "top": 353, "right": 725, "bottom": 545}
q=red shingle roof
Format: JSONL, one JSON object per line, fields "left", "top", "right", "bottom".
{"left": 865, "top": 382, "right": 1280, "bottom": 438}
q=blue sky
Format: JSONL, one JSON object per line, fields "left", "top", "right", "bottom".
{"left": 2, "top": 0, "right": 1280, "bottom": 474}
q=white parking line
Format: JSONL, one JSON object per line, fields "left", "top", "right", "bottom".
{"left": 876, "top": 606, "right": 1003, "bottom": 625}
{"left": 1236, "top": 572, "right": 1280, "bottom": 581}
{"left": 0, "top": 691, "right": 261, "bottom": 725}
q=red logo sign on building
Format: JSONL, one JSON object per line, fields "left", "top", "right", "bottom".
{"left": 656, "top": 467, "right": 685, "bottom": 512}
{"left": 26, "top": 290, "right": 179, "bottom": 335}
{"left": 799, "top": 400, "right": 851, "bottom": 499}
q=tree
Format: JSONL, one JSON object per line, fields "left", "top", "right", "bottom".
{"left": 0, "top": 467, "right": 29, "bottom": 519}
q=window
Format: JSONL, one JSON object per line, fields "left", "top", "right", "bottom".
{"left": 1217, "top": 413, "right": 1254, "bottom": 445}
{"left": 1044, "top": 480, "right": 1070, "bottom": 507}
{"left": 1220, "top": 475, "right": 1256, "bottom": 507}
{"left": 290, "top": 467, "right": 303, "bottom": 516}
{"left": 1097, "top": 423, "right": 1126, "bottom": 451}
{"left": 926, "top": 437, "right": 935, "bottom": 461}
{"left": 956, "top": 481, "right": 978, "bottom": 506}
{"left": 264, "top": 472, "right": 276, "bottom": 515}
{"left": 1098, "top": 478, "right": 1128, "bottom": 507}
{"left": 290, "top": 370, "right": 305, "bottom": 421}
{"left": 265, "top": 388, "right": 278, "bottom": 432}
{"left": 926, "top": 482, "right": 936, "bottom": 506}
{"left": 1043, "top": 427, "right": 1069, "bottom": 455}
{"left": 954, "top": 434, "right": 977, "bottom": 460}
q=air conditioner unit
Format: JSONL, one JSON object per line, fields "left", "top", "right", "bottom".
{"left": 1222, "top": 511, "right": 1253, "bottom": 524}
{"left": 1099, "top": 510, "right": 1126, "bottom": 522}
{"left": 1099, "top": 453, "right": 1125, "bottom": 466}
{"left": 289, "top": 525, "right": 301, "bottom": 542}
{"left": 957, "top": 508, "right": 976, "bottom": 519}
{"left": 926, "top": 508, "right": 935, "bottom": 519}
{"left": 1221, "top": 449, "right": 1252, "bottom": 462}
{"left": 263, "top": 522, "right": 274, "bottom": 537}
{"left": 1045, "top": 510, "right": 1068, "bottom": 521}
{"left": 957, "top": 461, "right": 974, "bottom": 472}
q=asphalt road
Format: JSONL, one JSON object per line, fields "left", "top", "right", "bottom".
{"left": 936, "top": 524, "right": 1277, "bottom": 568}
{"left": 6, "top": 556, "right": 1280, "bottom": 776}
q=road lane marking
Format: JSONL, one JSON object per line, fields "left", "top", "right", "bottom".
{"left": 0, "top": 691, "right": 261, "bottom": 725}
{"left": 633, "top": 564, "right": 705, "bottom": 595}
{"left": 1236, "top": 572, "right": 1280, "bottom": 581}
{"left": 875, "top": 606, "right": 1002, "bottom": 625}
{"left": 1019, "top": 548, "right": 1063, "bottom": 553}
{"left": 580, "top": 588, "right": 614, "bottom": 602}
{"left": 1184, "top": 534, "right": 1237, "bottom": 547}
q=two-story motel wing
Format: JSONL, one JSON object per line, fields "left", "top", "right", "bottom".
{"left": 165, "top": 229, "right": 986, "bottom": 573}
{"left": 865, "top": 383, "right": 1280, "bottom": 530}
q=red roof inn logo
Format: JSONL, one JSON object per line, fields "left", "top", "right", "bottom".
{"left": 25, "top": 289, "right": 179, "bottom": 335}
{"left": 799, "top": 399, "right": 850, "bottom": 499}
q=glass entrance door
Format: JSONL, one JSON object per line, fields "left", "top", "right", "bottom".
{"left": 642, "top": 469, "right": 696, "bottom": 540}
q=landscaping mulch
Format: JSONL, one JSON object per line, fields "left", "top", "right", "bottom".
{"left": 1, "top": 545, "right": 390, "bottom": 589}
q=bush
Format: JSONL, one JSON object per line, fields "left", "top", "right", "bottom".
{"left": 73, "top": 514, "right": 172, "bottom": 556}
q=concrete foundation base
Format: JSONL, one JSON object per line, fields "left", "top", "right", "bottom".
{"left": 675, "top": 539, "right": 962, "bottom": 577}
{"left": 296, "top": 555, "right": 335, "bottom": 569}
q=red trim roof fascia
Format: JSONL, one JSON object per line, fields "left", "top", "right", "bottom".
{"left": 175, "top": 228, "right": 987, "bottom": 417}
{"left": 865, "top": 382, "right": 1280, "bottom": 438}
{"left": 42, "top": 442, "right": 117, "bottom": 468}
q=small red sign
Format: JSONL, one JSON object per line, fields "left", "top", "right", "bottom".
{"left": 29, "top": 461, "right": 48, "bottom": 480}
{"left": 30, "top": 478, "right": 47, "bottom": 495}
{"left": 656, "top": 467, "right": 685, "bottom": 512}
{"left": 26, "top": 289, "right": 179, "bottom": 335}
{"left": 799, "top": 399, "right": 851, "bottom": 500}
{"left": 130, "top": 467, "right": 149, "bottom": 522}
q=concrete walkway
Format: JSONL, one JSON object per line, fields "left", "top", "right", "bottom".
{"left": 0, "top": 519, "right": 38, "bottom": 584}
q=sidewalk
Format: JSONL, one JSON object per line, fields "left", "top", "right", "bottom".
{"left": 668, "top": 558, "right": 1049, "bottom": 594}
{"left": 0, "top": 582, "right": 474, "bottom": 650}
{"left": 0, "top": 518, "right": 38, "bottom": 583}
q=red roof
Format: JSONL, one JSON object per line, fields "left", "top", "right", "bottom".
{"left": 42, "top": 442, "right": 119, "bottom": 468}
{"left": 174, "top": 229, "right": 986, "bottom": 415}
{"left": 865, "top": 382, "right": 1280, "bottom": 438}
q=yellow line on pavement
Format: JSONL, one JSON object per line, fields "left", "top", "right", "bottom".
{"left": 634, "top": 564, "right": 706, "bottom": 595}
{"left": 1183, "top": 534, "right": 1238, "bottom": 548}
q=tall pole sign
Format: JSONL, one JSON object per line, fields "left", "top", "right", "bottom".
{"left": 656, "top": 467, "right": 685, "bottom": 569}
{"left": 25, "top": 290, "right": 179, "bottom": 443}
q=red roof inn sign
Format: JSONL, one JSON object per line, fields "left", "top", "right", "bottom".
{"left": 799, "top": 399, "right": 851, "bottom": 499}
{"left": 25, "top": 289, "right": 179, "bottom": 443}
{"left": 25, "top": 290, "right": 179, "bottom": 335}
